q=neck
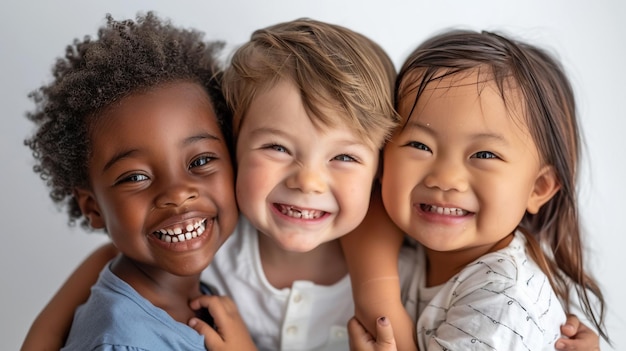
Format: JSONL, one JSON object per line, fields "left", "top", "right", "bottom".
{"left": 257, "top": 232, "right": 348, "bottom": 289}
{"left": 110, "top": 255, "right": 203, "bottom": 323}
{"left": 424, "top": 233, "right": 515, "bottom": 287}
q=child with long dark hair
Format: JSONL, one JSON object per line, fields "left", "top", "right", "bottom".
{"left": 347, "top": 29, "right": 608, "bottom": 350}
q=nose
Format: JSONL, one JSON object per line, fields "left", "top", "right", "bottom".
{"left": 285, "top": 165, "right": 328, "bottom": 194}
{"left": 154, "top": 177, "right": 199, "bottom": 208}
{"left": 423, "top": 157, "right": 468, "bottom": 192}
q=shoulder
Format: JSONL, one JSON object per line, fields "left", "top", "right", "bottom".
{"left": 64, "top": 268, "right": 206, "bottom": 351}
{"left": 424, "top": 232, "right": 565, "bottom": 349}
{"left": 454, "top": 232, "right": 530, "bottom": 288}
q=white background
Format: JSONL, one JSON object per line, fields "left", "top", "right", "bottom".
{"left": 1, "top": 1, "right": 623, "bottom": 349}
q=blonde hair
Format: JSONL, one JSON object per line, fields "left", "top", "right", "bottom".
{"left": 223, "top": 18, "right": 399, "bottom": 148}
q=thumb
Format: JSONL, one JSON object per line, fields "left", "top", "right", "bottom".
{"left": 375, "top": 317, "right": 396, "bottom": 348}
{"left": 189, "top": 317, "right": 222, "bottom": 348}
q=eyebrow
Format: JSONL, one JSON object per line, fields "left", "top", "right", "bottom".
{"left": 101, "top": 132, "right": 221, "bottom": 173}
{"left": 249, "top": 126, "right": 286, "bottom": 137}
{"left": 405, "top": 120, "right": 508, "bottom": 144}
{"left": 250, "top": 126, "right": 371, "bottom": 147}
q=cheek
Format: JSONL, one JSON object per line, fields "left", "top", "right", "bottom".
{"left": 381, "top": 154, "right": 417, "bottom": 227}
{"left": 235, "top": 157, "right": 270, "bottom": 198}
{"left": 214, "top": 175, "right": 237, "bottom": 214}
{"left": 339, "top": 173, "right": 374, "bottom": 214}
{"left": 476, "top": 176, "right": 531, "bottom": 226}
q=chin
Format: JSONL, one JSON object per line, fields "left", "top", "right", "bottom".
{"left": 275, "top": 237, "right": 321, "bottom": 253}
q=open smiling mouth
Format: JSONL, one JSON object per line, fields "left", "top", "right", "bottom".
{"left": 420, "top": 204, "right": 469, "bottom": 216}
{"left": 154, "top": 219, "right": 207, "bottom": 243}
{"left": 276, "top": 204, "right": 325, "bottom": 219}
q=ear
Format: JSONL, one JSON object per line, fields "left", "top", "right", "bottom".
{"left": 526, "top": 165, "right": 560, "bottom": 214}
{"left": 74, "top": 187, "right": 105, "bottom": 229}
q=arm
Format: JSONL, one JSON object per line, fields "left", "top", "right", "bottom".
{"left": 340, "top": 185, "right": 417, "bottom": 351}
{"left": 20, "top": 243, "right": 118, "bottom": 351}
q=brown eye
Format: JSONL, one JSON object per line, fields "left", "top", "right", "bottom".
{"left": 116, "top": 173, "right": 149, "bottom": 185}
{"left": 406, "top": 141, "right": 431, "bottom": 152}
{"left": 189, "top": 155, "right": 215, "bottom": 169}
{"left": 472, "top": 151, "right": 497, "bottom": 159}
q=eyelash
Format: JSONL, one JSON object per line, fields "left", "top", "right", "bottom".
{"left": 333, "top": 154, "right": 358, "bottom": 162}
{"left": 115, "top": 173, "right": 149, "bottom": 185}
{"left": 405, "top": 141, "right": 500, "bottom": 160}
{"left": 263, "top": 143, "right": 289, "bottom": 154}
{"left": 472, "top": 151, "right": 498, "bottom": 159}
{"left": 405, "top": 141, "right": 431, "bottom": 152}
{"left": 263, "top": 143, "right": 361, "bottom": 164}
{"left": 189, "top": 155, "right": 216, "bottom": 169}
{"left": 120, "top": 174, "right": 150, "bottom": 183}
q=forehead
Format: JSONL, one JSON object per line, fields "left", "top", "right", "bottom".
{"left": 246, "top": 79, "right": 367, "bottom": 137}
{"left": 93, "top": 82, "right": 219, "bottom": 135}
{"left": 399, "top": 69, "right": 526, "bottom": 127}
{"left": 397, "top": 70, "right": 535, "bottom": 146}
{"left": 88, "top": 82, "right": 224, "bottom": 157}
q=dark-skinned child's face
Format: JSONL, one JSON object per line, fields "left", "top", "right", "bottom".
{"left": 75, "top": 81, "right": 238, "bottom": 277}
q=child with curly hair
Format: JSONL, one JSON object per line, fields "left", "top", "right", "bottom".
{"left": 21, "top": 19, "right": 602, "bottom": 351}
{"left": 21, "top": 17, "right": 400, "bottom": 351}
{"left": 22, "top": 12, "right": 254, "bottom": 350}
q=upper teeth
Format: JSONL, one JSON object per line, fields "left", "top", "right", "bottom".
{"left": 156, "top": 219, "right": 206, "bottom": 243}
{"left": 426, "top": 205, "right": 467, "bottom": 216}
{"left": 279, "top": 205, "right": 323, "bottom": 219}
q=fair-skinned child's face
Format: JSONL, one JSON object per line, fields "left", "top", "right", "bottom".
{"left": 382, "top": 71, "right": 558, "bottom": 257}
{"left": 235, "top": 79, "right": 379, "bottom": 253}
{"left": 76, "top": 82, "right": 238, "bottom": 277}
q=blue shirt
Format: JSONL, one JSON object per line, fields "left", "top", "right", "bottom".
{"left": 62, "top": 263, "right": 209, "bottom": 351}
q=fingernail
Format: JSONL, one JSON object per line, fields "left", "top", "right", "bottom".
{"left": 377, "top": 316, "right": 389, "bottom": 326}
{"left": 188, "top": 318, "right": 197, "bottom": 327}
{"left": 555, "top": 340, "right": 564, "bottom": 349}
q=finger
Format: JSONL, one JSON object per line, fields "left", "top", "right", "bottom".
{"left": 348, "top": 317, "right": 375, "bottom": 351}
{"left": 188, "top": 317, "right": 223, "bottom": 348}
{"left": 374, "top": 317, "right": 396, "bottom": 348}
{"left": 560, "top": 314, "right": 580, "bottom": 337}
{"left": 190, "top": 295, "right": 230, "bottom": 321}
{"left": 554, "top": 338, "right": 600, "bottom": 351}
{"left": 554, "top": 315, "right": 600, "bottom": 351}
{"left": 189, "top": 294, "right": 214, "bottom": 310}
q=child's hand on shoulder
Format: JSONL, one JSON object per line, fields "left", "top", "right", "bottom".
{"left": 188, "top": 295, "right": 257, "bottom": 351}
{"left": 348, "top": 316, "right": 397, "bottom": 351}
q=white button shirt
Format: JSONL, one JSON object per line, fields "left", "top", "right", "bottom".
{"left": 202, "top": 216, "right": 353, "bottom": 351}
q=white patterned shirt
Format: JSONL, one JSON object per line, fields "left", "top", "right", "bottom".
{"left": 401, "top": 231, "right": 566, "bottom": 350}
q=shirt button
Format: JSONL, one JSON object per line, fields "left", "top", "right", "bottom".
{"left": 335, "top": 330, "right": 346, "bottom": 338}
{"left": 293, "top": 294, "right": 302, "bottom": 303}
{"left": 286, "top": 325, "right": 298, "bottom": 334}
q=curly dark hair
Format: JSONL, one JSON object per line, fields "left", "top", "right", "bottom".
{"left": 24, "top": 12, "right": 232, "bottom": 229}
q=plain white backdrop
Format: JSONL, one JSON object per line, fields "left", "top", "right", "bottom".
{"left": 1, "top": 1, "right": 623, "bottom": 349}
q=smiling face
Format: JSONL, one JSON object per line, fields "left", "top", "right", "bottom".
{"left": 382, "top": 70, "right": 558, "bottom": 259}
{"left": 235, "top": 79, "right": 380, "bottom": 252}
{"left": 76, "top": 81, "right": 237, "bottom": 277}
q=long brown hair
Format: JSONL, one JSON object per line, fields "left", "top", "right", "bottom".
{"left": 396, "top": 29, "right": 608, "bottom": 342}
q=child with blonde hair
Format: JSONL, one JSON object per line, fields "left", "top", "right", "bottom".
{"left": 21, "top": 18, "right": 400, "bottom": 351}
